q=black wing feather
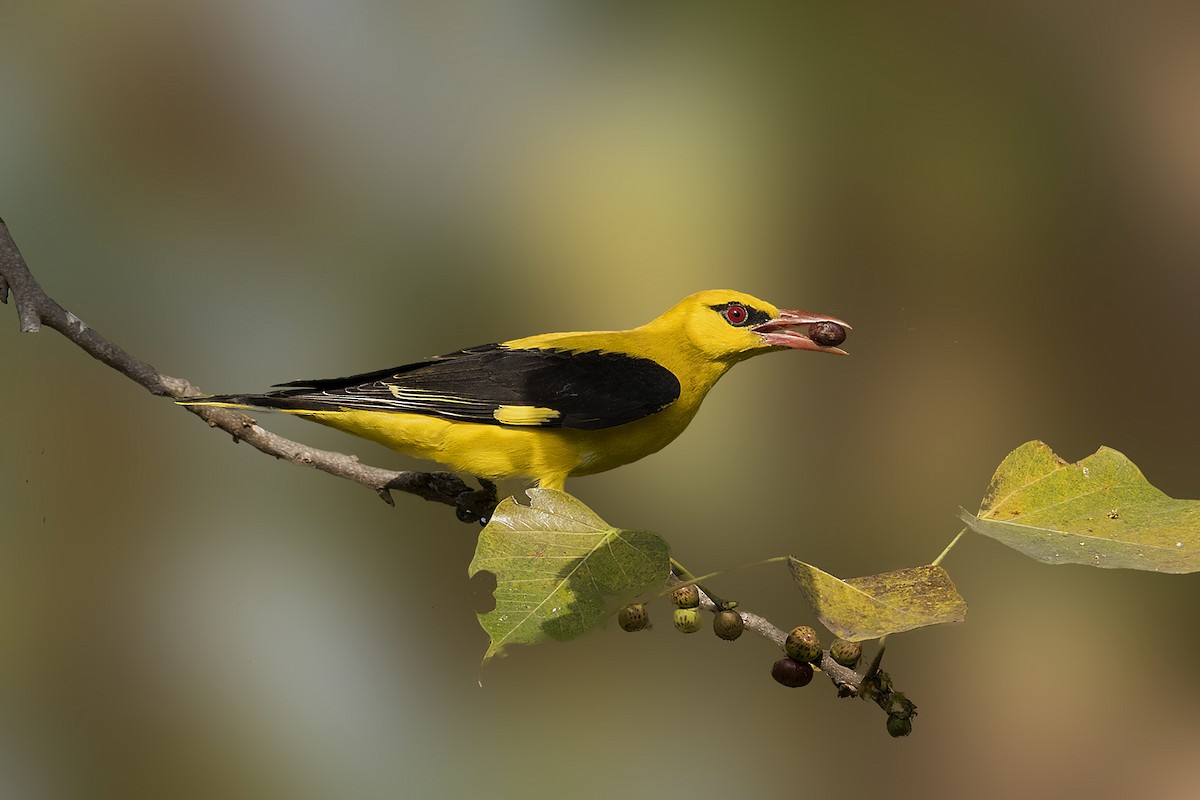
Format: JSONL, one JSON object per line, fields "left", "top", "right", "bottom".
{"left": 223, "top": 344, "right": 680, "bottom": 430}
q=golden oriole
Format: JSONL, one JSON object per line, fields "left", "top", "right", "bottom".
{"left": 180, "top": 290, "right": 849, "bottom": 490}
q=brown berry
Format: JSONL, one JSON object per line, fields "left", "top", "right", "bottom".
{"left": 712, "top": 609, "right": 744, "bottom": 641}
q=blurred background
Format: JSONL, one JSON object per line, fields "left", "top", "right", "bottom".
{"left": 2, "top": 2, "right": 1198, "bottom": 798}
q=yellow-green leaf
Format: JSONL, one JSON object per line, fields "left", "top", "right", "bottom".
{"left": 962, "top": 441, "right": 1200, "bottom": 573}
{"left": 787, "top": 559, "right": 967, "bottom": 642}
{"left": 468, "top": 489, "right": 670, "bottom": 663}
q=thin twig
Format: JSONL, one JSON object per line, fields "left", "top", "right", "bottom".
{"left": 0, "top": 217, "right": 495, "bottom": 521}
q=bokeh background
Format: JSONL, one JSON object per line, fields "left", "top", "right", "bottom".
{"left": 2, "top": 3, "right": 1199, "bottom": 798}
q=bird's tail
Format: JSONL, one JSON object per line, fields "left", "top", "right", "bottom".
{"left": 175, "top": 393, "right": 324, "bottom": 413}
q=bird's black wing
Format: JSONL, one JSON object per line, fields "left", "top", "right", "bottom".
{"left": 223, "top": 344, "right": 681, "bottom": 430}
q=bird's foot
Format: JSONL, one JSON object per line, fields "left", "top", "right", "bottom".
{"left": 455, "top": 478, "right": 498, "bottom": 526}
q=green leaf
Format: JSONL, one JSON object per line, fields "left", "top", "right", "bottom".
{"left": 787, "top": 559, "right": 967, "bottom": 642}
{"left": 467, "top": 489, "right": 671, "bottom": 663}
{"left": 961, "top": 441, "right": 1200, "bottom": 573}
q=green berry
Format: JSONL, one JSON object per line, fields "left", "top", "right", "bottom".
{"left": 671, "top": 584, "right": 700, "bottom": 609}
{"left": 712, "top": 609, "right": 744, "bottom": 641}
{"left": 886, "top": 714, "right": 913, "bottom": 738}
{"left": 673, "top": 607, "right": 702, "bottom": 633}
{"left": 618, "top": 603, "right": 649, "bottom": 632}
{"left": 830, "top": 638, "right": 862, "bottom": 668}
{"left": 784, "top": 626, "right": 821, "bottom": 662}
{"left": 771, "top": 657, "right": 814, "bottom": 688}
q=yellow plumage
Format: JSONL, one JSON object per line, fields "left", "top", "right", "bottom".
{"left": 180, "top": 289, "right": 849, "bottom": 490}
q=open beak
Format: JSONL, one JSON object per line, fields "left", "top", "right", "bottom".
{"left": 752, "top": 309, "right": 852, "bottom": 355}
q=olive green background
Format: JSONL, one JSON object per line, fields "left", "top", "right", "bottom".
{"left": 2, "top": 4, "right": 1198, "bottom": 799}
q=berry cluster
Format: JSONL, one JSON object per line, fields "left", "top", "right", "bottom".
{"left": 617, "top": 583, "right": 746, "bottom": 641}
{"left": 770, "top": 625, "right": 820, "bottom": 688}
{"left": 617, "top": 588, "right": 915, "bottom": 737}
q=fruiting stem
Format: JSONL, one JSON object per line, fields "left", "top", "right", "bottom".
{"left": 669, "top": 557, "right": 734, "bottom": 610}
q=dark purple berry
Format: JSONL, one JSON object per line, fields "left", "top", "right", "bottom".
{"left": 771, "top": 657, "right": 814, "bottom": 688}
{"left": 809, "top": 321, "right": 847, "bottom": 347}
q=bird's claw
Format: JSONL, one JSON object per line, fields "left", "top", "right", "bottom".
{"left": 455, "top": 478, "right": 498, "bottom": 526}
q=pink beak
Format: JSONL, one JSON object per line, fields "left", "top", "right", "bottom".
{"left": 752, "top": 309, "right": 852, "bottom": 355}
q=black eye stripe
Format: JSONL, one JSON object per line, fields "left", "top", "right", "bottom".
{"left": 710, "top": 302, "right": 771, "bottom": 328}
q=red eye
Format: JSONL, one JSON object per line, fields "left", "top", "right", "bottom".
{"left": 724, "top": 304, "right": 748, "bottom": 325}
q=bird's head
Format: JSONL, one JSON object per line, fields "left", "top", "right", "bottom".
{"left": 653, "top": 289, "right": 851, "bottom": 364}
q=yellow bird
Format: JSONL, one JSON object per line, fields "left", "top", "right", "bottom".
{"left": 180, "top": 290, "right": 849, "bottom": 490}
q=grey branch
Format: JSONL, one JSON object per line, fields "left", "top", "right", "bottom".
{"left": 680, "top": 577, "right": 904, "bottom": 709}
{"left": 725, "top": 606, "right": 864, "bottom": 690}
{"left": 0, "top": 217, "right": 496, "bottom": 521}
